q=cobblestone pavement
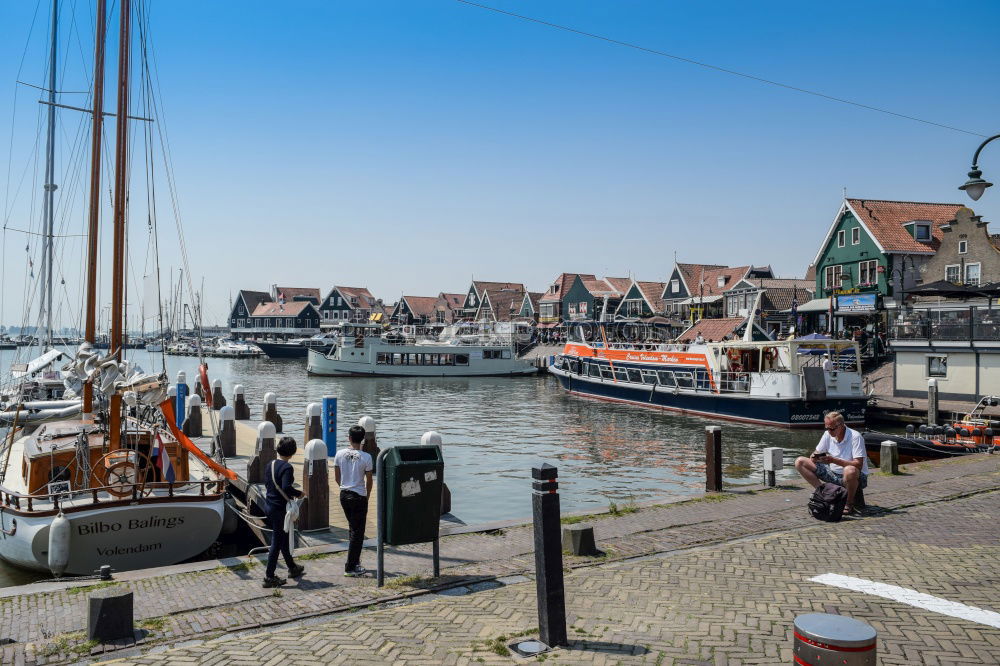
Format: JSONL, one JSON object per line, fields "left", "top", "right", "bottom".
{"left": 4, "top": 453, "right": 999, "bottom": 663}
{"left": 106, "top": 489, "right": 1000, "bottom": 665}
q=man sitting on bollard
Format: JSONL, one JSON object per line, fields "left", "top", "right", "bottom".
{"left": 334, "top": 425, "right": 373, "bottom": 577}
{"left": 794, "top": 411, "right": 868, "bottom": 515}
{"left": 262, "top": 437, "right": 305, "bottom": 588}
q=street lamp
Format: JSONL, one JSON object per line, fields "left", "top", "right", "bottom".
{"left": 959, "top": 134, "right": 999, "bottom": 201}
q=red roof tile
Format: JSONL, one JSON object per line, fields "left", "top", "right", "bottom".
{"left": 845, "top": 199, "right": 963, "bottom": 254}
{"left": 679, "top": 265, "right": 751, "bottom": 297}
{"left": 275, "top": 287, "right": 320, "bottom": 303}
{"left": 676, "top": 317, "right": 745, "bottom": 342}
{"left": 334, "top": 286, "right": 376, "bottom": 306}
{"left": 635, "top": 281, "right": 667, "bottom": 312}
{"left": 540, "top": 273, "right": 595, "bottom": 303}
{"left": 402, "top": 296, "right": 441, "bottom": 318}
{"left": 251, "top": 301, "right": 314, "bottom": 317}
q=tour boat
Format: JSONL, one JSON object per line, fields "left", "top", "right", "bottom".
{"left": 549, "top": 327, "right": 866, "bottom": 428}
{"left": 307, "top": 323, "right": 536, "bottom": 377}
{"left": 255, "top": 333, "right": 335, "bottom": 359}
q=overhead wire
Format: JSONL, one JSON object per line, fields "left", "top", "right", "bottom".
{"left": 452, "top": 0, "right": 989, "bottom": 138}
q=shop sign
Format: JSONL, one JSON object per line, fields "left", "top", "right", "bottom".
{"left": 837, "top": 293, "right": 877, "bottom": 312}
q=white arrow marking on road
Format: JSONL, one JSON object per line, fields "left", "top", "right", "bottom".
{"left": 809, "top": 573, "right": 1000, "bottom": 629}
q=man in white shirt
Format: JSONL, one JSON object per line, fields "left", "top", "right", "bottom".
{"left": 334, "top": 426, "right": 374, "bottom": 576}
{"left": 794, "top": 411, "right": 869, "bottom": 515}
{"left": 821, "top": 354, "right": 834, "bottom": 371}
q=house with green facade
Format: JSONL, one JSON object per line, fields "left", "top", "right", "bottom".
{"left": 804, "top": 198, "right": 963, "bottom": 330}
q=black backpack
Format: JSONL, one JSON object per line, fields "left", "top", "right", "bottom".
{"left": 808, "top": 482, "right": 848, "bottom": 522}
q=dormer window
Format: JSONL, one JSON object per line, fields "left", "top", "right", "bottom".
{"left": 915, "top": 224, "right": 931, "bottom": 241}
{"left": 716, "top": 276, "right": 726, "bottom": 288}
{"left": 671, "top": 279, "right": 679, "bottom": 293}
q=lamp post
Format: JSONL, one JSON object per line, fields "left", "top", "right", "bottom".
{"left": 959, "top": 134, "right": 1000, "bottom": 201}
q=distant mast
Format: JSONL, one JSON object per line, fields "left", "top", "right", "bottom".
{"left": 39, "top": 0, "right": 59, "bottom": 348}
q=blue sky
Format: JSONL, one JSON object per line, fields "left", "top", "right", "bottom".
{"left": 1, "top": 0, "right": 999, "bottom": 326}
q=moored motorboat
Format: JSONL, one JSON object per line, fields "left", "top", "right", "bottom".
{"left": 864, "top": 396, "right": 1000, "bottom": 463}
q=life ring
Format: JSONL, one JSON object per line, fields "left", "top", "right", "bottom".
{"left": 727, "top": 349, "right": 741, "bottom": 362}
{"left": 199, "top": 363, "right": 213, "bottom": 408}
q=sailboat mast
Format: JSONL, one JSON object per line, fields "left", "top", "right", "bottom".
{"left": 109, "top": 0, "right": 131, "bottom": 449}
{"left": 82, "top": 0, "right": 106, "bottom": 415}
{"left": 40, "top": 0, "right": 59, "bottom": 349}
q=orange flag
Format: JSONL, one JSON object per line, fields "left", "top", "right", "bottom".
{"left": 159, "top": 399, "right": 237, "bottom": 481}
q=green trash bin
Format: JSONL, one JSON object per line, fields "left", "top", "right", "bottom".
{"left": 382, "top": 445, "right": 444, "bottom": 546}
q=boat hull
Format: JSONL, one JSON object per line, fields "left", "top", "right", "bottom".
{"left": 0, "top": 499, "right": 224, "bottom": 575}
{"left": 255, "top": 341, "right": 312, "bottom": 358}
{"left": 306, "top": 347, "right": 537, "bottom": 377}
{"left": 863, "top": 431, "right": 991, "bottom": 464}
{"left": 551, "top": 367, "right": 866, "bottom": 428}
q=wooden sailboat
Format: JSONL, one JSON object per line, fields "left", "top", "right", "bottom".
{"left": 0, "top": 0, "right": 233, "bottom": 576}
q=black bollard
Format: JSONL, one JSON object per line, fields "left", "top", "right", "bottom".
{"left": 304, "top": 403, "right": 322, "bottom": 442}
{"left": 705, "top": 425, "right": 722, "bottom": 492}
{"left": 247, "top": 421, "right": 276, "bottom": 484}
{"left": 211, "top": 379, "right": 226, "bottom": 410}
{"left": 263, "top": 392, "right": 283, "bottom": 433}
{"left": 532, "top": 463, "right": 567, "bottom": 648}
{"left": 218, "top": 406, "right": 236, "bottom": 457}
{"left": 182, "top": 394, "right": 202, "bottom": 438}
{"left": 233, "top": 384, "right": 250, "bottom": 420}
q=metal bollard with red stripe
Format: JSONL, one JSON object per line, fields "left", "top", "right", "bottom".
{"left": 793, "top": 613, "right": 876, "bottom": 665}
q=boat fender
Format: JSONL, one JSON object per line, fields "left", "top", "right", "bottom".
{"left": 48, "top": 512, "right": 71, "bottom": 577}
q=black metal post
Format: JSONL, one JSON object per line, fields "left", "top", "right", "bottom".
{"left": 532, "top": 463, "right": 567, "bottom": 648}
{"left": 705, "top": 426, "right": 723, "bottom": 492}
{"left": 375, "top": 448, "right": 389, "bottom": 588}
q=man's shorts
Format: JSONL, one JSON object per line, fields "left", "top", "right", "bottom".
{"left": 816, "top": 463, "right": 868, "bottom": 489}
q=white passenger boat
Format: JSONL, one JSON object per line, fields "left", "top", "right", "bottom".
{"left": 307, "top": 323, "right": 536, "bottom": 376}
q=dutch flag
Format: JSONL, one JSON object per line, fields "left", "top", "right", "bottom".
{"left": 154, "top": 434, "right": 176, "bottom": 483}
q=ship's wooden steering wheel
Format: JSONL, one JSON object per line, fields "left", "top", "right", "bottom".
{"left": 92, "top": 451, "right": 153, "bottom": 498}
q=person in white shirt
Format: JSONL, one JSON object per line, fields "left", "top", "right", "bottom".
{"left": 794, "top": 411, "right": 869, "bottom": 514}
{"left": 334, "top": 426, "right": 374, "bottom": 576}
{"left": 821, "top": 354, "right": 833, "bottom": 371}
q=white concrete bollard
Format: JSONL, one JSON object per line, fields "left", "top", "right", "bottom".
{"left": 233, "top": 384, "right": 250, "bottom": 420}
{"left": 211, "top": 378, "right": 226, "bottom": 410}
{"left": 183, "top": 394, "right": 202, "bottom": 437}
{"left": 218, "top": 405, "right": 236, "bottom": 457}
{"left": 358, "top": 415, "right": 378, "bottom": 458}
{"left": 263, "top": 392, "right": 282, "bottom": 432}
{"left": 305, "top": 403, "right": 322, "bottom": 442}
{"left": 421, "top": 431, "right": 450, "bottom": 515}
{"left": 248, "top": 421, "right": 277, "bottom": 484}
{"left": 300, "top": 439, "right": 329, "bottom": 531}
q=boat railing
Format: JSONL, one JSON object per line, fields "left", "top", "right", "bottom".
{"left": 712, "top": 372, "right": 752, "bottom": 394}
{"left": 0, "top": 478, "right": 226, "bottom": 514}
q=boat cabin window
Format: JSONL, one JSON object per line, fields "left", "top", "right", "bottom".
{"left": 674, "top": 372, "right": 694, "bottom": 388}
{"left": 657, "top": 370, "right": 675, "bottom": 386}
{"left": 377, "top": 352, "right": 458, "bottom": 366}
{"left": 483, "top": 349, "right": 508, "bottom": 360}
{"left": 627, "top": 368, "right": 642, "bottom": 383}
{"left": 599, "top": 365, "right": 614, "bottom": 380}
{"left": 614, "top": 367, "right": 629, "bottom": 382}
{"left": 641, "top": 369, "right": 658, "bottom": 385}
{"left": 502, "top": 349, "right": 512, "bottom": 359}
{"left": 455, "top": 354, "right": 469, "bottom": 366}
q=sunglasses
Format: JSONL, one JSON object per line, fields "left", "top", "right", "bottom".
{"left": 824, "top": 424, "right": 843, "bottom": 431}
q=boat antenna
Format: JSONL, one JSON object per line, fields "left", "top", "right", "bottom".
{"left": 82, "top": 0, "right": 107, "bottom": 415}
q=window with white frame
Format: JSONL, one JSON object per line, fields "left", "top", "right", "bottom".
{"left": 959, "top": 240, "right": 968, "bottom": 254}
{"left": 837, "top": 230, "right": 846, "bottom": 247}
{"left": 670, "top": 279, "right": 679, "bottom": 293}
{"left": 945, "top": 264, "right": 961, "bottom": 283}
{"left": 966, "top": 262, "right": 981, "bottom": 286}
{"left": 858, "top": 259, "right": 878, "bottom": 286}
{"left": 824, "top": 265, "right": 842, "bottom": 289}
{"left": 927, "top": 355, "right": 947, "bottom": 378}
{"left": 851, "top": 227, "right": 860, "bottom": 245}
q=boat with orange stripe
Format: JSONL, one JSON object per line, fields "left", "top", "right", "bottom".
{"left": 549, "top": 324, "right": 866, "bottom": 428}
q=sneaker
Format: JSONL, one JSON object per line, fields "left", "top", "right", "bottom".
{"left": 845, "top": 505, "right": 862, "bottom": 517}
{"left": 262, "top": 576, "right": 286, "bottom": 588}
{"left": 343, "top": 565, "right": 367, "bottom": 577}
{"left": 287, "top": 564, "right": 305, "bottom": 579}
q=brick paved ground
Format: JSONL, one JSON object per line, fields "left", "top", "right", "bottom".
{"left": 4, "top": 453, "right": 998, "bottom": 664}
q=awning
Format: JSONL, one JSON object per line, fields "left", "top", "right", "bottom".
{"left": 784, "top": 297, "right": 833, "bottom": 314}
{"left": 537, "top": 322, "right": 557, "bottom": 329}
{"left": 677, "top": 295, "right": 722, "bottom": 305}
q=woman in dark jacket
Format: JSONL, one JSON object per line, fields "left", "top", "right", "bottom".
{"left": 263, "top": 436, "right": 304, "bottom": 587}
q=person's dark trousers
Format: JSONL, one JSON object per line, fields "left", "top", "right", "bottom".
{"left": 340, "top": 490, "right": 369, "bottom": 571}
{"left": 265, "top": 507, "right": 294, "bottom": 578}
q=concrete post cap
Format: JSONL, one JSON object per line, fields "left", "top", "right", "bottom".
{"left": 306, "top": 402, "right": 321, "bottom": 417}
{"left": 263, "top": 392, "right": 277, "bottom": 404}
{"left": 167, "top": 385, "right": 177, "bottom": 397}
{"left": 233, "top": 384, "right": 245, "bottom": 395}
{"left": 219, "top": 405, "right": 235, "bottom": 421}
{"left": 421, "top": 431, "right": 443, "bottom": 447}
{"left": 187, "top": 394, "right": 201, "bottom": 407}
{"left": 305, "top": 439, "right": 327, "bottom": 460}
{"left": 177, "top": 371, "right": 186, "bottom": 383}
{"left": 212, "top": 378, "right": 222, "bottom": 388}
{"left": 257, "top": 421, "right": 276, "bottom": 438}
{"left": 928, "top": 378, "right": 938, "bottom": 388}
{"left": 358, "top": 415, "right": 376, "bottom": 432}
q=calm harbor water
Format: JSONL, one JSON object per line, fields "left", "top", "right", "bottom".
{"left": 0, "top": 347, "right": 827, "bottom": 587}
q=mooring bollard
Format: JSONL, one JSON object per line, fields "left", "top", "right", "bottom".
{"left": 927, "top": 378, "right": 939, "bottom": 427}
{"left": 263, "top": 392, "right": 283, "bottom": 433}
{"left": 793, "top": 613, "right": 876, "bottom": 665}
{"left": 211, "top": 379, "right": 226, "bottom": 410}
{"left": 299, "top": 439, "right": 330, "bottom": 531}
{"left": 322, "top": 395, "right": 337, "bottom": 456}
{"left": 563, "top": 524, "right": 599, "bottom": 556}
{"left": 705, "top": 426, "right": 723, "bottom": 492}
{"left": 87, "top": 586, "right": 134, "bottom": 642}
{"left": 182, "top": 394, "right": 202, "bottom": 437}
{"left": 218, "top": 406, "right": 236, "bottom": 457}
{"left": 422, "top": 431, "right": 450, "bottom": 515}
{"left": 531, "top": 463, "right": 567, "bottom": 648}
{"left": 248, "top": 421, "right": 277, "bottom": 484}
{"left": 233, "top": 384, "right": 250, "bottom": 419}
{"left": 762, "top": 447, "right": 783, "bottom": 488}
{"left": 305, "top": 403, "right": 322, "bottom": 442}
{"left": 359, "top": 415, "right": 380, "bottom": 459}
{"left": 175, "top": 372, "right": 189, "bottom": 429}
{"left": 880, "top": 440, "right": 899, "bottom": 475}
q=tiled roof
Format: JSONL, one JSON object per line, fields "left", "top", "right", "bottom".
{"left": 734, "top": 278, "right": 814, "bottom": 291}
{"left": 335, "top": 286, "right": 376, "bottom": 306}
{"left": 676, "top": 317, "right": 745, "bottom": 342}
{"left": 473, "top": 281, "right": 525, "bottom": 297}
{"left": 540, "top": 273, "right": 595, "bottom": 303}
{"left": 581, "top": 278, "right": 624, "bottom": 297}
{"left": 761, "top": 287, "right": 813, "bottom": 312}
{"left": 678, "top": 265, "right": 751, "bottom": 297}
{"left": 845, "top": 199, "right": 963, "bottom": 254}
{"left": 480, "top": 287, "right": 526, "bottom": 321}
{"left": 635, "top": 281, "right": 667, "bottom": 312}
{"left": 604, "top": 277, "right": 634, "bottom": 293}
{"left": 402, "top": 296, "right": 441, "bottom": 318}
{"left": 275, "top": 287, "right": 320, "bottom": 303}
{"left": 251, "top": 301, "right": 313, "bottom": 317}
{"left": 804, "top": 264, "right": 817, "bottom": 282}
{"left": 238, "top": 290, "right": 271, "bottom": 312}
{"left": 437, "top": 293, "right": 465, "bottom": 309}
